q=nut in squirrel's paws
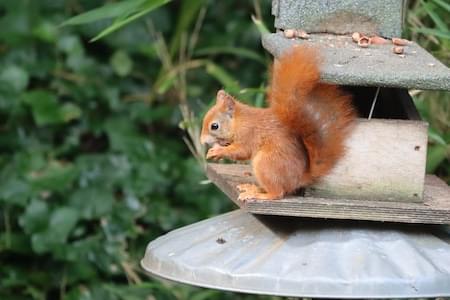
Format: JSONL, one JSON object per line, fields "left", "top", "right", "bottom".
{"left": 206, "top": 146, "right": 225, "bottom": 160}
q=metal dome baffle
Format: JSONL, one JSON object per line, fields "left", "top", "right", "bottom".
{"left": 142, "top": 0, "right": 450, "bottom": 298}
{"left": 142, "top": 210, "right": 450, "bottom": 298}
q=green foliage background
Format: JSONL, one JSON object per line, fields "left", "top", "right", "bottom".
{"left": 0, "top": 0, "right": 448, "bottom": 299}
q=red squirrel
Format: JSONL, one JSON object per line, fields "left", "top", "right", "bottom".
{"left": 200, "top": 46, "right": 356, "bottom": 201}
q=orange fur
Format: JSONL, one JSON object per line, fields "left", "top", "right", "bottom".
{"left": 269, "top": 47, "right": 356, "bottom": 184}
{"left": 200, "top": 46, "right": 356, "bottom": 200}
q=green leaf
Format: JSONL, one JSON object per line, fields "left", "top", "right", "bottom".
{"left": 0, "top": 65, "right": 29, "bottom": 92}
{"left": 32, "top": 21, "right": 59, "bottom": 43}
{"left": 428, "top": 127, "right": 447, "bottom": 146}
{"left": 421, "top": 0, "right": 448, "bottom": 32}
{"left": 104, "top": 118, "right": 152, "bottom": 159}
{"left": 110, "top": 50, "right": 133, "bottom": 77}
{"left": 190, "top": 289, "right": 222, "bottom": 300}
{"left": 31, "top": 207, "right": 79, "bottom": 253}
{"left": 61, "top": 0, "right": 147, "bottom": 26}
{"left": 0, "top": 232, "right": 30, "bottom": 254}
{"left": 169, "top": 0, "right": 206, "bottom": 56}
{"left": 19, "top": 199, "right": 49, "bottom": 234}
{"left": 433, "top": 0, "right": 450, "bottom": 13}
{"left": 57, "top": 35, "right": 84, "bottom": 56}
{"left": 412, "top": 27, "right": 450, "bottom": 39}
{"left": 426, "top": 144, "right": 449, "bottom": 173}
{"left": 60, "top": 102, "right": 82, "bottom": 122}
{"left": 195, "top": 47, "right": 266, "bottom": 64}
{"left": 90, "top": 0, "right": 172, "bottom": 42}
{"left": 251, "top": 15, "right": 270, "bottom": 35}
{"left": 69, "top": 188, "right": 114, "bottom": 220}
{"left": 0, "top": 178, "right": 31, "bottom": 206}
{"left": 22, "top": 91, "right": 82, "bottom": 125}
{"left": 75, "top": 154, "right": 132, "bottom": 188}
{"left": 49, "top": 207, "right": 79, "bottom": 238}
{"left": 205, "top": 62, "right": 240, "bottom": 93}
{"left": 22, "top": 90, "right": 61, "bottom": 125}
{"left": 157, "top": 74, "right": 177, "bottom": 94}
{"left": 27, "top": 160, "right": 78, "bottom": 192}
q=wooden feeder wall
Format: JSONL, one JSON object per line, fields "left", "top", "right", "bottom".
{"left": 307, "top": 87, "right": 427, "bottom": 203}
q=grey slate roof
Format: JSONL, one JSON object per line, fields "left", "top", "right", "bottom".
{"left": 273, "top": 0, "right": 406, "bottom": 38}
{"left": 262, "top": 33, "right": 450, "bottom": 91}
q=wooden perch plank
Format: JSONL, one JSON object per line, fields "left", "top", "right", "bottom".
{"left": 206, "top": 163, "right": 450, "bottom": 225}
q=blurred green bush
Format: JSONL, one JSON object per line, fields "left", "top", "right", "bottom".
{"left": 0, "top": 0, "right": 448, "bottom": 299}
{"left": 406, "top": 0, "right": 450, "bottom": 182}
{"left": 0, "top": 1, "right": 272, "bottom": 299}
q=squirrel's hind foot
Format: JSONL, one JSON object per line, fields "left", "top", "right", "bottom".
{"left": 236, "top": 184, "right": 283, "bottom": 202}
{"left": 237, "top": 191, "right": 283, "bottom": 202}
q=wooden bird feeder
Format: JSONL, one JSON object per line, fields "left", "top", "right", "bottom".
{"left": 206, "top": 0, "right": 450, "bottom": 224}
{"left": 142, "top": 2, "right": 450, "bottom": 298}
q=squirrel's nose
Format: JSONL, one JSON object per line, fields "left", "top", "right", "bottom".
{"left": 200, "top": 134, "right": 207, "bottom": 145}
{"left": 200, "top": 134, "right": 213, "bottom": 146}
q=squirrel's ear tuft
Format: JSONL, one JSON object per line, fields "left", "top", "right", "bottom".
{"left": 216, "top": 90, "right": 235, "bottom": 116}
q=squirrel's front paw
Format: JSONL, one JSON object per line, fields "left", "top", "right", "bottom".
{"left": 206, "top": 146, "right": 225, "bottom": 160}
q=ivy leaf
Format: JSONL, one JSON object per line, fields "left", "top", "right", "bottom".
{"left": 27, "top": 160, "right": 78, "bottom": 193}
{"left": 22, "top": 90, "right": 61, "bottom": 125}
{"left": 60, "top": 102, "right": 82, "bottom": 122}
{"left": 49, "top": 207, "right": 80, "bottom": 239}
{"left": 57, "top": 35, "right": 85, "bottom": 56}
{"left": 22, "top": 90, "right": 82, "bottom": 125}
{"left": 110, "top": 50, "right": 133, "bottom": 77}
{"left": 19, "top": 199, "right": 49, "bottom": 234}
{"left": 32, "top": 21, "right": 58, "bottom": 43}
{"left": 31, "top": 207, "right": 79, "bottom": 254}
{"left": 76, "top": 154, "right": 132, "bottom": 188}
{"left": 0, "top": 232, "right": 30, "bottom": 254}
{"left": 69, "top": 188, "right": 114, "bottom": 220}
{"left": 104, "top": 118, "right": 152, "bottom": 159}
{"left": 0, "top": 65, "right": 29, "bottom": 92}
{"left": 0, "top": 178, "right": 31, "bottom": 206}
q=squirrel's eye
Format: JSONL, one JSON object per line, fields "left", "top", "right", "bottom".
{"left": 210, "top": 122, "right": 219, "bottom": 130}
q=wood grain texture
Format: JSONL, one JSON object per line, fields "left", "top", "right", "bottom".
{"left": 306, "top": 118, "right": 427, "bottom": 202}
{"left": 206, "top": 163, "right": 450, "bottom": 224}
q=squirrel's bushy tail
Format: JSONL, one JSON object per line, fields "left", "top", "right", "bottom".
{"left": 268, "top": 46, "right": 356, "bottom": 184}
